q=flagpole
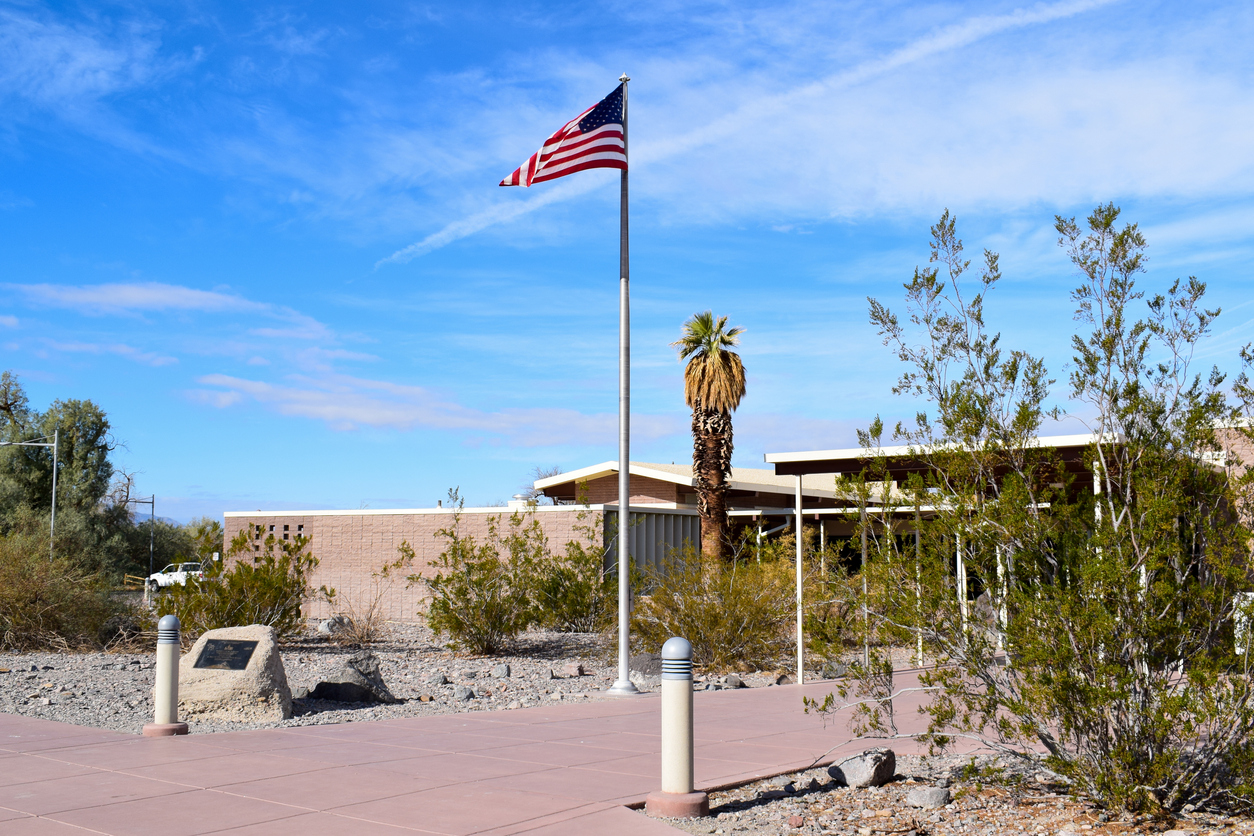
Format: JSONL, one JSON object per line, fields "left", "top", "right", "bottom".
{"left": 609, "top": 73, "right": 639, "bottom": 696}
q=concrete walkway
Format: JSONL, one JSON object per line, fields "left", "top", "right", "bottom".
{"left": 0, "top": 674, "right": 939, "bottom": 836}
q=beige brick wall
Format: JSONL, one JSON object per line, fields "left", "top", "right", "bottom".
{"left": 224, "top": 507, "right": 601, "bottom": 623}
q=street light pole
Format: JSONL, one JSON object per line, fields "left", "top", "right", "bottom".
{"left": 126, "top": 495, "right": 157, "bottom": 578}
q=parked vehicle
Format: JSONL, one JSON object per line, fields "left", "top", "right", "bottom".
{"left": 145, "top": 562, "right": 204, "bottom": 592}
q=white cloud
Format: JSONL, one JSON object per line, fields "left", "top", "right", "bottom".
{"left": 44, "top": 340, "right": 178, "bottom": 367}
{"left": 10, "top": 282, "right": 263, "bottom": 315}
{"left": 0, "top": 315, "right": 16, "bottom": 328}
{"left": 195, "top": 372, "right": 683, "bottom": 445}
{"left": 382, "top": 0, "right": 1133, "bottom": 260}
{"left": 8, "top": 281, "right": 334, "bottom": 342}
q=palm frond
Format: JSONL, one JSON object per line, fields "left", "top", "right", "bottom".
{"left": 671, "top": 310, "right": 746, "bottom": 413}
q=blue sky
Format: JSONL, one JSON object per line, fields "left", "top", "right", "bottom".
{"left": 2, "top": 0, "right": 1253, "bottom": 521}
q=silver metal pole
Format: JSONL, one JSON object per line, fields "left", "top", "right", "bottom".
{"left": 49, "top": 429, "right": 57, "bottom": 559}
{"left": 149, "top": 494, "right": 156, "bottom": 579}
{"left": 609, "top": 73, "right": 638, "bottom": 696}
{"left": 861, "top": 504, "right": 869, "bottom": 669}
{"left": 795, "top": 476, "right": 804, "bottom": 684}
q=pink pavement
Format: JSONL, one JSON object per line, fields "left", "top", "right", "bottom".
{"left": 0, "top": 671, "right": 947, "bottom": 836}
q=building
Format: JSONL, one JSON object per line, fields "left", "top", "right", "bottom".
{"left": 223, "top": 460, "right": 841, "bottom": 622}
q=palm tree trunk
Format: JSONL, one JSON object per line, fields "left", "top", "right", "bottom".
{"left": 693, "top": 405, "right": 733, "bottom": 560}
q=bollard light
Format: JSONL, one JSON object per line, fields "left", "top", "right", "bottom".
{"left": 644, "top": 636, "right": 709, "bottom": 818}
{"left": 143, "top": 614, "right": 189, "bottom": 737}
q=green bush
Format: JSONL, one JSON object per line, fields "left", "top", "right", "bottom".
{"left": 156, "top": 529, "right": 328, "bottom": 639}
{"left": 632, "top": 546, "right": 794, "bottom": 671}
{"left": 530, "top": 510, "right": 616, "bottom": 633}
{"left": 421, "top": 497, "right": 543, "bottom": 654}
{"left": 815, "top": 205, "right": 1254, "bottom": 814}
{"left": 0, "top": 521, "right": 135, "bottom": 650}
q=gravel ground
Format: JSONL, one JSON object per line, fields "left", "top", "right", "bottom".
{"left": 646, "top": 753, "right": 1254, "bottom": 836}
{"left": 0, "top": 621, "right": 784, "bottom": 735}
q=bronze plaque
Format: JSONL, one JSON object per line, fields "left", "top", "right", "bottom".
{"left": 193, "top": 639, "right": 258, "bottom": 670}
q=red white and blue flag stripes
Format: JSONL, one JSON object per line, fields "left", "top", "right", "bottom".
{"left": 499, "top": 84, "right": 627, "bottom": 187}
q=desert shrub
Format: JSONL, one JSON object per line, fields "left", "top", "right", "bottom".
{"left": 632, "top": 545, "right": 794, "bottom": 671}
{"left": 0, "top": 523, "right": 134, "bottom": 650}
{"left": 530, "top": 510, "right": 616, "bottom": 633}
{"left": 813, "top": 206, "right": 1254, "bottom": 814}
{"left": 421, "top": 495, "right": 543, "bottom": 654}
{"left": 157, "top": 529, "right": 328, "bottom": 639}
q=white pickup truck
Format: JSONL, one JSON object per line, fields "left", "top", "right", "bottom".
{"left": 145, "top": 562, "right": 204, "bottom": 592}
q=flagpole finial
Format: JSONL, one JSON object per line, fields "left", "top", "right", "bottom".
{"left": 619, "top": 73, "right": 630, "bottom": 83}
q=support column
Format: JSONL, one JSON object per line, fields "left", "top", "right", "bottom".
{"left": 795, "top": 475, "right": 804, "bottom": 685}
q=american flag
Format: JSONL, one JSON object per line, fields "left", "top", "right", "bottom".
{"left": 500, "top": 84, "right": 626, "bottom": 187}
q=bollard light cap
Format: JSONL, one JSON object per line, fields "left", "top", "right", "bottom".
{"left": 661, "top": 636, "right": 691, "bottom": 661}
{"left": 158, "top": 614, "right": 181, "bottom": 631}
{"left": 661, "top": 636, "right": 693, "bottom": 680}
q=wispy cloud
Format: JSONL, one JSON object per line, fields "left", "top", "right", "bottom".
{"left": 44, "top": 340, "right": 178, "bottom": 367}
{"left": 194, "top": 372, "right": 682, "bottom": 445}
{"left": 8, "top": 281, "right": 333, "bottom": 342}
{"left": 10, "top": 282, "right": 263, "bottom": 315}
{"left": 0, "top": 315, "right": 16, "bottom": 328}
{"left": 381, "top": 0, "right": 1124, "bottom": 261}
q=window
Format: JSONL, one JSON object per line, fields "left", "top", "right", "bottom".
{"left": 269, "top": 525, "right": 275, "bottom": 532}
{"left": 297, "top": 524, "right": 304, "bottom": 532}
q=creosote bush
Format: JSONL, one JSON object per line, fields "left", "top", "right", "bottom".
{"left": 0, "top": 520, "right": 137, "bottom": 650}
{"left": 157, "top": 529, "right": 328, "bottom": 640}
{"left": 420, "top": 494, "right": 544, "bottom": 654}
{"left": 530, "top": 509, "right": 615, "bottom": 633}
{"left": 811, "top": 205, "right": 1254, "bottom": 815}
{"left": 632, "top": 545, "right": 794, "bottom": 671}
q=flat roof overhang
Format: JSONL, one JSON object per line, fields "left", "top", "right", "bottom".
{"left": 764, "top": 433, "right": 1108, "bottom": 478}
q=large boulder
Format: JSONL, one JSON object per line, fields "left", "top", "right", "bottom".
{"left": 179, "top": 625, "right": 292, "bottom": 723}
{"left": 309, "top": 651, "right": 399, "bottom": 704}
{"left": 827, "top": 748, "right": 896, "bottom": 788}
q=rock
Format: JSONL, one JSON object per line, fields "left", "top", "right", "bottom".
{"left": 906, "top": 787, "right": 952, "bottom": 809}
{"left": 317, "top": 615, "right": 350, "bottom": 637}
{"left": 506, "top": 700, "right": 521, "bottom": 709}
{"left": 550, "top": 692, "right": 564, "bottom": 701}
{"left": 492, "top": 664, "right": 511, "bottom": 678}
{"left": 822, "top": 662, "right": 848, "bottom": 679}
{"left": 291, "top": 686, "right": 310, "bottom": 699}
{"left": 775, "top": 673, "right": 795, "bottom": 685}
{"left": 418, "top": 694, "right": 433, "bottom": 703}
{"left": 828, "top": 748, "right": 896, "bottom": 788}
{"left": 769, "top": 775, "right": 793, "bottom": 788}
{"left": 546, "top": 669, "right": 557, "bottom": 680}
{"left": 463, "top": 670, "right": 478, "bottom": 679}
{"left": 787, "top": 815, "right": 805, "bottom": 828}
{"left": 429, "top": 673, "right": 449, "bottom": 686}
{"left": 562, "top": 662, "right": 585, "bottom": 677}
{"left": 725, "top": 674, "right": 745, "bottom": 688}
{"left": 453, "top": 685, "right": 474, "bottom": 701}
{"left": 179, "top": 624, "right": 293, "bottom": 722}
{"left": 309, "top": 651, "right": 399, "bottom": 704}
{"left": 631, "top": 651, "right": 662, "bottom": 676}
{"left": 1160, "top": 831, "right": 1189, "bottom": 836}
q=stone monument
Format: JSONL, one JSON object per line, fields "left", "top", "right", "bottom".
{"left": 178, "top": 624, "right": 292, "bottom": 723}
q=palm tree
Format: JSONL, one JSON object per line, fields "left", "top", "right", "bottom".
{"left": 671, "top": 311, "right": 746, "bottom": 560}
